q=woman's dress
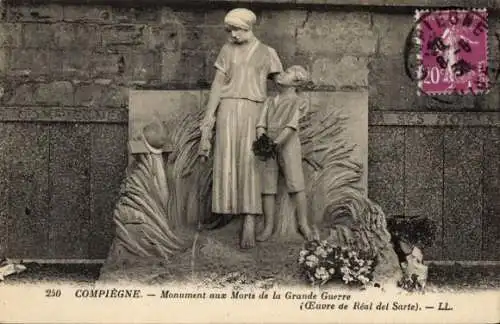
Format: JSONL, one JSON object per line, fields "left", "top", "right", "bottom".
{"left": 211, "top": 38, "right": 283, "bottom": 215}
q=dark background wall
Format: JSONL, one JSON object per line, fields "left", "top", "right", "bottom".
{"left": 0, "top": 1, "right": 498, "bottom": 261}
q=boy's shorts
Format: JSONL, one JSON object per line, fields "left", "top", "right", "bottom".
{"left": 261, "top": 137, "right": 305, "bottom": 194}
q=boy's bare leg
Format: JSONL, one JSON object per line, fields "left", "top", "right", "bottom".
{"left": 256, "top": 194, "right": 275, "bottom": 242}
{"left": 240, "top": 214, "right": 256, "bottom": 249}
{"left": 290, "top": 191, "right": 314, "bottom": 241}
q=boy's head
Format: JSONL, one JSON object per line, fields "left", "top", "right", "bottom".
{"left": 276, "top": 65, "right": 310, "bottom": 87}
{"left": 224, "top": 8, "right": 256, "bottom": 44}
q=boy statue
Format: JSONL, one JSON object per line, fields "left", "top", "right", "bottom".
{"left": 255, "top": 65, "right": 314, "bottom": 242}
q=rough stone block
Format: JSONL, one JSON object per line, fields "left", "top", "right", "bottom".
{"left": 33, "top": 81, "right": 73, "bottom": 106}
{"left": 297, "top": 12, "right": 376, "bottom": 56}
{"left": 161, "top": 7, "right": 205, "bottom": 26}
{"left": 75, "top": 83, "right": 128, "bottom": 108}
{"left": 74, "top": 83, "right": 106, "bottom": 107}
{"left": 182, "top": 26, "right": 228, "bottom": 52}
{"left": 54, "top": 23, "right": 76, "bottom": 49}
{"left": 369, "top": 54, "right": 417, "bottom": 111}
{"left": 62, "top": 51, "right": 91, "bottom": 78}
{"left": 7, "top": 5, "right": 63, "bottom": 22}
{"left": 372, "top": 13, "right": 414, "bottom": 56}
{"left": 0, "top": 24, "right": 23, "bottom": 47}
{"left": 111, "top": 7, "right": 159, "bottom": 24}
{"left": 204, "top": 49, "right": 219, "bottom": 84}
{"left": 9, "top": 49, "right": 62, "bottom": 77}
{"left": 23, "top": 23, "right": 57, "bottom": 49}
{"left": 144, "top": 23, "right": 182, "bottom": 51}
{"left": 0, "top": 50, "right": 7, "bottom": 76}
{"left": 88, "top": 53, "right": 121, "bottom": 78}
{"left": 63, "top": 5, "right": 112, "bottom": 23}
{"left": 6, "top": 83, "right": 35, "bottom": 105}
{"left": 129, "top": 90, "right": 201, "bottom": 141}
{"left": 161, "top": 50, "right": 206, "bottom": 85}
{"left": 126, "top": 51, "right": 161, "bottom": 81}
{"left": 103, "top": 86, "right": 129, "bottom": 108}
{"left": 255, "top": 10, "right": 307, "bottom": 64}
{"left": 102, "top": 24, "right": 145, "bottom": 48}
{"left": 312, "top": 55, "right": 368, "bottom": 88}
{"left": 73, "top": 24, "right": 101, "bottom": 50}
{"left": 204, "top": 10, "right": 226, "bottom": 26}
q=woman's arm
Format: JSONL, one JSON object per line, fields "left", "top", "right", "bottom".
{"left": 201, "top": 70, "right": 225, "bottom": 134}
{"left": 256, "top": 98, "right": 270, "bottom": 138}
{"left": 199, "top": 70, "right": 225, "bottom": 159}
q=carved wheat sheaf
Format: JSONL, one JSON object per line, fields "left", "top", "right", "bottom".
{"left": 102, "top": 103, "right": 400, "bottom": 283}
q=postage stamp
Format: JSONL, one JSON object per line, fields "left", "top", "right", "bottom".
{"left": 415, "top": 9, "right": 489, "bottom": 95}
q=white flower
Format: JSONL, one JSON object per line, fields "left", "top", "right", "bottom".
{"left": 305, "top": 254, "right": 319, "bottom": 267}
{"left": 342, "top": 274, "right": 353, "bottom": 283}
{"left": 314, "top": 267, "right": 330, "bottom": 281}
{"left": 299, "top": 250, "right": 308, "bottom": 257}
{"left": 314, "top": 246, "right": 328, "bottom": 258}
{"left": 328, "top": 268, "right": 336, "bottom": 275}
{"left": 358, "top": 275, "right": 370, "bottom": 284}
{"left": 299, "top": 256, "right": 305, "bottom": 264}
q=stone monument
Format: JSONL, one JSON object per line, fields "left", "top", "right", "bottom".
{"left": 100, "top": 8, "right": 402, "bottom": 287}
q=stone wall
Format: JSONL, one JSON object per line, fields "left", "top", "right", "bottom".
{"left": 0, "top": 1, "right": 499, "bottom": 260}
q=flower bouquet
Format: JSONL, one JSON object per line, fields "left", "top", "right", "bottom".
{"left": 298, "top": 240, "right": 377, "bottom": 287}
{"left": 252, "top": 133, "right": 277, "bottom": 161}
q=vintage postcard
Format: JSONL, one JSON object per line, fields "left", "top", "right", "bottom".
{"left": 0, "top": 0, "right": 499, "bottom": 323}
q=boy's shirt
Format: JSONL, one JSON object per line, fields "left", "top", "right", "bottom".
{"left": 256, "top": 94, "right": 308, "bottom": 139}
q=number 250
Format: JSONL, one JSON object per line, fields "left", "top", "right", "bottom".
{"left": 45, "top": 289, "right": 62, "bottom": 297}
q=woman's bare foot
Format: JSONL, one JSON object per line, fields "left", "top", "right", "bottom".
{"left": 312, "top": 224, "right": 320, "bottom": 241}
{"left": 298, "top": 223, "right": 315, "bottom": 241}
{"left": 256, "top": 226, "right": 273, "bottom": 242}
{"left": 240, "top": 215, "right": 256, "bottom": 249}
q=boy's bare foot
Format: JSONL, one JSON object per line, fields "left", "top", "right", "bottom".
{"left": 256, "top": 226, "right": 273, "bottom": 242}
{"left": 240, "top": 215, "right": 256, "bottom": 249}
{"left": 299, "top": 223, "right": 315, "bottom": 241}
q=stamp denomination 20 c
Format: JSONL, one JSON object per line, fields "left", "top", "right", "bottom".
{"left": 415, "top": 9, "right": 489, "bottom": 95}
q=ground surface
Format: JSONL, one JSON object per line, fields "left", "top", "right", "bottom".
{"left": 2, "top": 221, "right": 500, "bottom": 291}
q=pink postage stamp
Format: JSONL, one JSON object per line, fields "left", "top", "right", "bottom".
{"left": 415, "top": 9, "right": 489, "bottom": 95}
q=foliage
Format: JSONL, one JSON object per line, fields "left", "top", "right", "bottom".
{"left": 298, "top": 240, "right": 377, "bottom": 287}
{"left": 387, "top": 215, "right": 438, "bottom": 248}
{"left": 252, "top": 134, "right": 277, "bottom": 161}
{"left": 397, "top": 273, "right": 425, "bottom": 292}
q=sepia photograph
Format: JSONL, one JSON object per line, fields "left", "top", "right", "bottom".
{"left": 0, "top": 0, "right": 498, "bottom": 323}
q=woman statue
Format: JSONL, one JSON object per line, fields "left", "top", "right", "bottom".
{"left": 198, "top": 8, "right": 283, "bottom": 249}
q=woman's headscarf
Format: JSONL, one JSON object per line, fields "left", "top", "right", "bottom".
{"left": 224, "top": 8, "right": 257, "bottom": 30}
